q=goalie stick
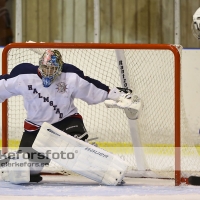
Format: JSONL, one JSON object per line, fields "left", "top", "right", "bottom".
{"left": 114, "top": 49, "right": 148, "bottom": 172}
{"left": 188, "top": 176, "right": 200, "bottom": 185}
{"left": 32, "top": 122, "right": 128, "bottom": 186}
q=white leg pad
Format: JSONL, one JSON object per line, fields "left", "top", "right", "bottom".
{"left": 0, "top": 166, "right": 9, "bottom": 181}
{"left": 32, "top": 122, "right": 128, "bottom": 185}
{"left": 0, "top": 153, "right": 30, "bottom": 184}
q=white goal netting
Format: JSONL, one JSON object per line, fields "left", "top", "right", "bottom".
{"left": 2, "top": 44, "right": 200, "bottom": 181}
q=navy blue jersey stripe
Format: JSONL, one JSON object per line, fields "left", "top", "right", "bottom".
{"left": 0, "top": 63, "right": 39, "bottom": 80}
{"left": 62, "top": 63, "right": 109, "bottom": 92}
{"left": 0, "top": 62, "right": 109, "bottom": 92}
{"left": 0, "top": 74, "right": 10, "bottom": 80}
{"left": 10, "top": 63, "right": 38, "bottom": 77}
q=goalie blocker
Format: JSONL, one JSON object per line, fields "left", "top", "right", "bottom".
{"left": 105, "top": 87, "right": 143, "bottom": 120}
{"left": 32, "top": 122, "right": 128, "bottom": 186}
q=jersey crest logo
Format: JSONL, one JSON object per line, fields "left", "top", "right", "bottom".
{"left": 56, "top": 82, "right": 67, "bottom": 93}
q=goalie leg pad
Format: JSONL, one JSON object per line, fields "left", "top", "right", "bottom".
{"left": 32, "top": 122, "right": 128, "bottom": 186}
{"left": 0, "top": 153, "right": 30, "bottom": 184}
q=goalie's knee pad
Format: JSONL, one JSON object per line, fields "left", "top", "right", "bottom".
{"left": 52, "top": 115, "right": 89, "bottom": 141}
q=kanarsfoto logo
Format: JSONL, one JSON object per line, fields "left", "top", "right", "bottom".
{"left": 47, "top": 129, "right": 60, "bottom": 136}
{"left": 85, "top": 147, "right": 109, "bottom": 158}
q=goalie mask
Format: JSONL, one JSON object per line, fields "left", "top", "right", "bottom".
{"left": 39, "top": 49, "right": 63, "bottom": 87}
{"left": 192, "top": 7, "right": 200, "bottom": 40}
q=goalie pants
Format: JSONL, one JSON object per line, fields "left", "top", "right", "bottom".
{"left": 18, "top": 114, "right": 88, "bottom": 164}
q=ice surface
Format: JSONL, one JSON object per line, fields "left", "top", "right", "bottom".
{"left": 0, "top": 175, "right": 200, "bottom": 200}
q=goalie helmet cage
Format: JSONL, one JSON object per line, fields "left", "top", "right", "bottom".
{"left": 1, "top": 42, "right": 190, "bottom": 186}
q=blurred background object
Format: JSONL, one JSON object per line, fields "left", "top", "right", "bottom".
{"left": 0, "top": 0, "right": 13, "bottom": 46}
{"left": 4, "top": 0, "right": 200, "bottom": 48}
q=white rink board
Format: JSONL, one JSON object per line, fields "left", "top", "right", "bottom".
{"left": 181, "top": 49, "right": 200, "bottom": 143}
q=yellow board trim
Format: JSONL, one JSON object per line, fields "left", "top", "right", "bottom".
{"left": 0, "top": 140, "right": 200, "bottom": 156}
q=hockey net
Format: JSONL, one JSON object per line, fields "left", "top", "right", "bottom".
{"left": 1, "top": 43, "right": 199, "bottom": 185}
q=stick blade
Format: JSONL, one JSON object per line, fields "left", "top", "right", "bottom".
{"left": 188, "top": 176, "right": 200, "bottom": 185}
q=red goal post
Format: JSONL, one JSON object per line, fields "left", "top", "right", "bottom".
{"left": 1, "top": 43, "right": 182, "bottom": 185}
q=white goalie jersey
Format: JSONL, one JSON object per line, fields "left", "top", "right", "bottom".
{"left": 0, "top": 61, "right": 142, "bottom": 133}
{"left": 0, "top": 63, "right": 110, "bottom": 129}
